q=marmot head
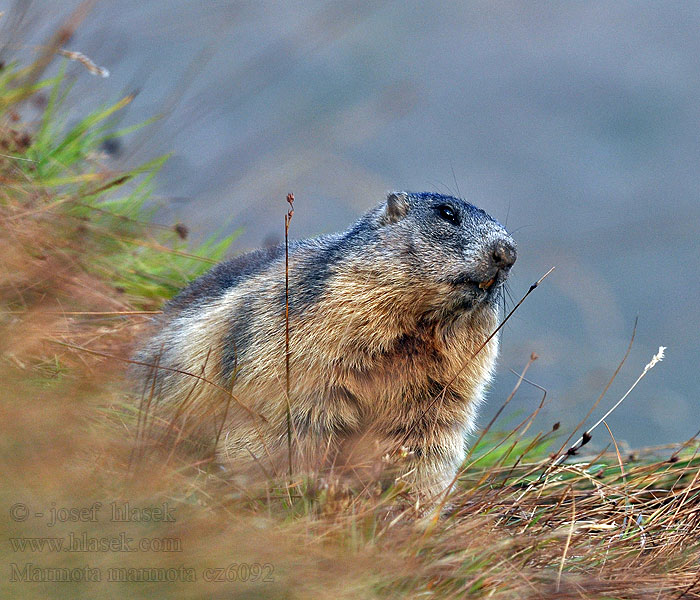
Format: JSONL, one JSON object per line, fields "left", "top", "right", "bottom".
{"left": 368, "top": 191, "right": 516, "bottom": 315}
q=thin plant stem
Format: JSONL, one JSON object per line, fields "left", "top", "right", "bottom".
{"left": 284, "top": 192, "right": 295, "bottom": 478}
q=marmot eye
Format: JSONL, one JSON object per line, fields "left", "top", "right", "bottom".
{"left": 437, "top": 205, "right": 459, "bottom": 225}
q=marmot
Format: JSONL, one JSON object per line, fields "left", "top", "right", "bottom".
{"left": 134, "top": 192, "right": 516, "bottom": 499}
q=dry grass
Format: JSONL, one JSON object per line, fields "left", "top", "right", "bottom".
{"left": 1, "top": 54, "right": 699, "bottom": 600}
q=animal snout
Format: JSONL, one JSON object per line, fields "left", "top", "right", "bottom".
{"left": 476, "top": 238, "right": 516, "bottom": 290}
{"left": 490, "top": 239, "right": 517, "bottom": 272}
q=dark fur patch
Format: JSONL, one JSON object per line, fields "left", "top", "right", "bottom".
{"left": 292, "top": 385, "right": 361, "bottom": 437}
{"left": 390, "top": 331, "right": 439, "bottom": 360}
{"left": 425, "top": 377, "right": 466, "bottom": 408}
{"left": 165, "top": 245, "right": 285, "bottom": 315}
{"left": 221, "top": 306, "right": 256, "bottom": 383}
{"left": 292, "top": 410, "right": 312, "bottom": 437}
{"left": 287, "top": 231, "right": 365, "bottom": 316}
{"left": 161, "top": 245, "right": 285, "bottom": 383}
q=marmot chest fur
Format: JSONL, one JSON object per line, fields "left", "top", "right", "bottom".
{"left": 134, "top": 191, "right": 516, "bottom": 498}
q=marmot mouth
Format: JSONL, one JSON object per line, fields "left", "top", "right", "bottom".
{"left": 449, "top": 273, "right": 505, "bottom": 292}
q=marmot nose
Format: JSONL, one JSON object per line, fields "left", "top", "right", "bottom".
{"left": 490, "top": 240, "right": 517, "bottom": 271}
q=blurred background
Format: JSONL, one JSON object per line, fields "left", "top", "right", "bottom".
{"left": 2, "top": 0, "right": 697, "bottom": 449}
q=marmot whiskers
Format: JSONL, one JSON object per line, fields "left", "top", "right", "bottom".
{"left": 134, "top": 192, "right": 516, "bottom": 500}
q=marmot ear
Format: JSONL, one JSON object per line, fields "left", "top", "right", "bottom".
{"left": 380, "top": 192, "right": 410, "bottom": 225}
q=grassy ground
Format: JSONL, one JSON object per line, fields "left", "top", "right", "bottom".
{"left": 1, "top": 54, "right": 700, "bottom": 600}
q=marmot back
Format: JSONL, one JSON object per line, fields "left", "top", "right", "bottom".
{"left": 133, "top": 191, "right": 516, "bottom": 499}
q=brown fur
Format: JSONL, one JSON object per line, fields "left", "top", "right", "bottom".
{"left": 134, "top": 192, "right": 516, "bottom": 501}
